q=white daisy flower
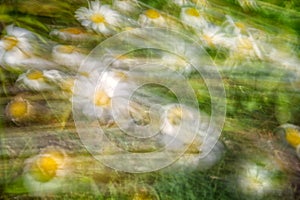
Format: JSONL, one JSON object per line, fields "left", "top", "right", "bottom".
{"left": 160, "top": 53, "right": 193, "bottom": 75}
{"left": 138, "top": 9, "right": 166, "bottom": 28}
{"left": 0, "top": 25, "right": 57, "bottom": 71}
{"left": 229, "top": 34, "right": 263, "bottom": 62}
{"left": 73, "top": 69, "right": 131, "bottom": 123}
{"left": 50, "top": 27, "right": 99, "bottom": 43}
{"left": 180, "top": 7, "right": 208, "bottom": 30}
{"left": 75, "top": 0, "right": 124, "bottom": 36}
{"left": 23, "top": 146, "right": 71, "bottom": 196}
{"left": 223, "top": 15, "right": 249, "bottom": 36}
{"left": 16, "top": 69, "right": 57, "bottom": 91}
{"left": 5, "top": 97, "right": 33, "bottom": 124}
{"left": 160, "top": 104, "right": 199, "bottom": 149}
{"left": 199, "top": 25, "right": 234, "bottom": 49}
{"left": 52, "top": 44, "right": 87, "bottom": 71}
{"left": 238, "top": 162, "right": 275, "bottom": 196}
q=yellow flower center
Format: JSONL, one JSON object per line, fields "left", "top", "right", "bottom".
{"left": 93, "top": 89, "right": 111, "bottom": 107}
{"left": 235, "top": 22, "right": 246, "bottom": 30}
{"left": 285, "top": 128, "right": 300, "bottom": 148}
{"left": 57, "top": 45, "right": 76, "bottom": 54}
{"left": 185, "top": 8, "right": 200, "bottom": 17}
{"left": 7, "top": 100, "right": 28, "bottom": 118}
{"left": 30, "top": 155, "right": 58, "bottom": 182}
{"left": 26, "top": 70, "right": 44, "bottom": 80}
{"left": 90, "top": 13, "right": 106, "bottom": 24}
{"left": 61, "top": 27, "right": 85, "bottom": 35}
{"left": 145, "top": 9, "right": 161, "bottom": 19}
{"left": 238, "top": 38, "right": 253, "bottom": 50}
{"left": 203, "top": 34, "right": 213, "bottom": 46}
{"left": 167, "top": 107, "right": 183, "bottom": 126}
{"left": 3, "top": 36, "right": 18, "bottom": 51}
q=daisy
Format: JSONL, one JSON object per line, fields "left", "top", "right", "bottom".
{"left": 160, "top": 104, "right": 199, "bottom": 149}
{"left": 16, "top": 69, "right": 57, "bottom": 91}
{"left": 52, "top": 44, "right": 87, "bottom": 71}
{"left": 0, "top": 25, "right": 34, "bottom": 70}
{"left": 49, "top": 27, "right": 100, "bottom": 43}
{"left": 0, "top": 25, "right": 57, "bottom": 71}
{"left": 23, "top": 146, "right": 71, "bottom": 196}
{"left": 5, "top": 97, "right": 33, "bottom": 124}
{"left": 73, "top": 69, "right": 131, "bottom": 124}
{"left": 75, "top": 0, "right": 123, "bottom": 36}
{"left": 138, "top": 9, "right": 166, "bottom": 27}
{"left": 238, "top": 162, "right": 275, "bottom": 196}
{"left": 113, "top": 0, "right": 140, "bottom": 15}
{"left": 199, "top": 25, "right": 233, "bottom": 49}
{"left": 180, "top": 7, "right": 208, "bottom": 30}
{"left": 229, "top": 34, "right": 263, "bottom": 62}
{"left": 223, "top": 15, "right": 249, "bottom": 36}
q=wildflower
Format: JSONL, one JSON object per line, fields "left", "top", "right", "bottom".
{"left": 23, "top": 146, "right": 71, "bottom": 196}
{"left": 223, "top": 15, "right": 249, "bottom": 36}
{"left": 138, "top": 9, "right": 166, "bottom": 27}
{"left": 229, "top": 34, "right": 263, "bottom": 62}
{"left": 239, "top": 164, "right": 272, "bottom": 195}
{"left": 72, "top": 69, "right": 131, "bottom": 123}
{"left": 50, "top": 27, "right": 98, "bottom": 43}
{"left": 75, "top": 0, "right": 124, "bottom": 35}
{"left": 159, "top": 104, "right": 199, "bottom": 151}
{"left": 52, "top": 44, "right": 87, "bottom": 71}
{"left": 5, "top": 97, "right": 32, "bottom": 123}
{"left": 198, "top": 25, "right": 233, "bottom": 49}
{"left": 16, "top": 69, "right": 57, "bottom": 91}
{"left": 180, "top": 7, "right": 208, "bottom": 30}
{"left": 0, "top": 25, "right": 56, "bottom": 71}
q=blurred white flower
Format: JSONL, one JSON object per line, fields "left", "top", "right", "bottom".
{"left": 75, "top": 0, "right": 123, "bottom": 35}
{"left": 238, "top": 163, "right": 274, "bottom": 196}
{"left": 50, "top": 27, "right": 97, "bottom": 43}
{"left": 52, "top": 44, "right": 87, "bottom": 71}
{"left": 160, "top": 104, "right": 199, "bottom": 149}
{"left": 0, "top": 25, "right": 56, "bottom": 71}
{"left": 23, "top": 146, "right": 71, "bottom": 196}
{"left": 180, "top": 7, "right": 208, "bottom": 30}
{"left": 73, "top": 69, "right": 131, "bottom": 123}
{"left": 138, "top": 9, "right": 166, "bottom": 27}
{"left": 16, "top": 69, "right": 57, "bottom": 91}
{"left": 199, "top": 25, "right": 233, "bottom": 48}
{"left": 229, "top": 34, "right": 263, "bottom": 62}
